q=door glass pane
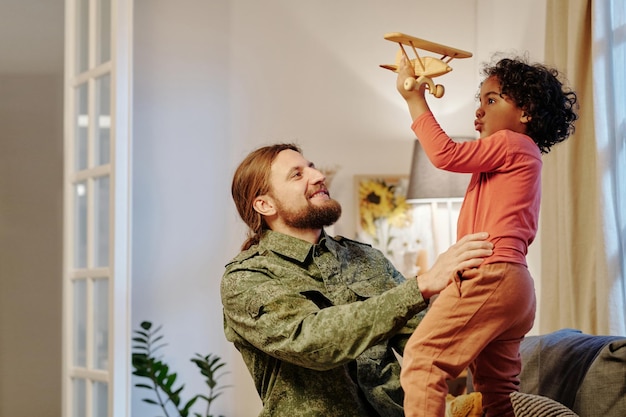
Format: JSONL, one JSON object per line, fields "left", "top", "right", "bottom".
{"left": 93, "top": 381, "right": 108, "bottom": 417}
{"left": 95, "top": 74, "right": 111, "bottom": 166}
{"left": 94, "top": 176, "right": 110, "bottom": 267}
{"left": 97, "top": 0, "right": 111, "bottom": 65}
{"left": 73, "top": 279, "right": 87, "bottom": 367}
{"left": 74, "top": 182, "right": 88, "bottom": 269}
{"left": 76, "top": 0, "right": 90, "bottom": 74}
{"left": 75, "top": 83, "right": 89, "bottom": 171}
{"left": 73, "top": 378, "right": 87, "bottom": 417}
{"left": 93, "top": 278, "right": 109, "bottom": 369}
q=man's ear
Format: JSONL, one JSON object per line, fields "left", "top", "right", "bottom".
{"left": 253, "top": 195, "right": 276, "bottom": 216}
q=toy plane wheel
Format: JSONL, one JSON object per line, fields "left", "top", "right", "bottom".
{"left": 433, "top": 84, "right": 445, "bottom": 98}
{"left": 403, "top": 77, "right": 417, "bottom": 91}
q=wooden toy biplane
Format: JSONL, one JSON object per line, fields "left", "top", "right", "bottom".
{"left": 381, "top": 32, "right": 472, "bottom": 98}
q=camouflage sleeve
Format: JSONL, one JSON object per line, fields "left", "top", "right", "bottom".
{"left": 221, "top": 266, "right": 428, "bottom": 371}
{"left": 356, "top": 311, "right": 425, "bottom": 417}
{"left": 389, "top": 310, "right": 425, "bottom": 355}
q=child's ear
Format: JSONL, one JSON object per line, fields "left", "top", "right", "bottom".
{"left": 520, "top": 111, "right": 532, "bottom": 124}
{"left": 253, "top": 195, "right": 276, "bottom": 216}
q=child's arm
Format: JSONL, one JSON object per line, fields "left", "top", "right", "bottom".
{"left": 396, "top": 56, "right": 431, "bottom": 122}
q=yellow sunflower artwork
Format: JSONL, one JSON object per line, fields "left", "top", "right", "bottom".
{"left": 358, "top": 177, "right": 410, "bottom": 256}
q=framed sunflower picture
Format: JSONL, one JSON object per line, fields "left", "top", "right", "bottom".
{"left": 354, "top": 174, "right": 421, "bottom": 276}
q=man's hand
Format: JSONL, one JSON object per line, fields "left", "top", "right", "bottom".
{"left": 416, "top": 232, "right": 493, "bottom": 300}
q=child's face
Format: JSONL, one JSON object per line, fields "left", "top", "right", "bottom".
{"left": 475, "top": 76, "right": 529, "bottom": 138}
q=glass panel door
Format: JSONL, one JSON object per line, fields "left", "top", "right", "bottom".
{"left": 63, "top": 0, "right": 131, "bottom": 416}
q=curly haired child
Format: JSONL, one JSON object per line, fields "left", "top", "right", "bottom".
{"left": 395, "top": 55, "right": 578, "bottom": 417}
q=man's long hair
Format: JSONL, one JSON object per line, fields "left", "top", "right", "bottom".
{"left": 231, "top": 143, "right": 301, "bottom": 250}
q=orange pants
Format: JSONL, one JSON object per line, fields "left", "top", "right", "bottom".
{"left": 401, "top": 263, "right": 536, "bottom": 417}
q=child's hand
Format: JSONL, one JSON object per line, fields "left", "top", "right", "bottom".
{"left": 396, "top": 56, "right": 426, "bottom": 100}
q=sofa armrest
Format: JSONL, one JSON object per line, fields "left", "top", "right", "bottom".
{"left": 519, "top": 329, "right": 625, "bottom": 416}
{"left": 573, "top": 338, "right": 626, "bottom": 417}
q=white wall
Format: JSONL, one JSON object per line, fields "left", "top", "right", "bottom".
{"left": 131, "top": 0, "right": 233, "bottom": 415}
{"left": 132, "top": 1, "right": 546, "bottom": 416}
{"left": 228, "top": 0, "right": 479, "bottom": 243}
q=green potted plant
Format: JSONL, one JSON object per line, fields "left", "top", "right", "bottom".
{"left": 132, "top": 321, "right": 229, "bottom": 417}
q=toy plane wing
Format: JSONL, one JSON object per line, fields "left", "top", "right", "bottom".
{"left": 383, "top": 32, "right": 472, "bottom": 60}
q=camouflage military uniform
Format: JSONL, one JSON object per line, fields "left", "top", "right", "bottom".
{"left": 221, "top": 230, "right": 429, "bottom": 416}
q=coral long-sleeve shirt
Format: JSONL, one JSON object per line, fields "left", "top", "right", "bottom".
{"left": 412, "top": 112, "right": 542, "bottom": 266}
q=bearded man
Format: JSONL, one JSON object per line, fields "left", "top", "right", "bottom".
{"left": 221, "top": 143, "right": 492, "bottom": 417}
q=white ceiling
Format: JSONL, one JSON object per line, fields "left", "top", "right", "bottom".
{"left": 0, "top": 0, "right": 64, "bottom": 74}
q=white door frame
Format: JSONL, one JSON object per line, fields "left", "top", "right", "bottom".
{"left": 62, "top": 0, "right": 132, "bottom": 416}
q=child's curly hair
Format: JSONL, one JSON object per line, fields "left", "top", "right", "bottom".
{"left": 481, "top": 57, "right": 579, "bottom": 154}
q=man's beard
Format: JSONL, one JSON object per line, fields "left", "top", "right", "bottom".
{"left": 278, "top": 199, "right": 342, "bottom": 229}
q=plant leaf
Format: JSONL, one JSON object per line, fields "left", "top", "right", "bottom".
{"left": 132, "top": 336, "right": 149, "bottom": 343}
{"left": 165, "top": 373, "right": 177, "bottom": 389}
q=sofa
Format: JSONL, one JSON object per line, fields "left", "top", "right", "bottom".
{"left": 511, "top": 328, "right": 626, "bottom": 417}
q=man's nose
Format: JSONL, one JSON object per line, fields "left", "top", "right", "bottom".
{"left": 310, "top": 167, "right": 326, "bottom": 183}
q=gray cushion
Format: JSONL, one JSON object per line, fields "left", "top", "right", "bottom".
{"left": 519, "top": 329, "right": 623, "bottom": 409}
{"left": 573, "top": 338, "right": 626, "bottom": 417}
{"left": 520, "top": 329, "right": 626, "bottom": 417}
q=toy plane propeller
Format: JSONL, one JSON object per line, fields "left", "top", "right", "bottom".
{"left": 381, "top": 32, "right": 472, "bottom": 98}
